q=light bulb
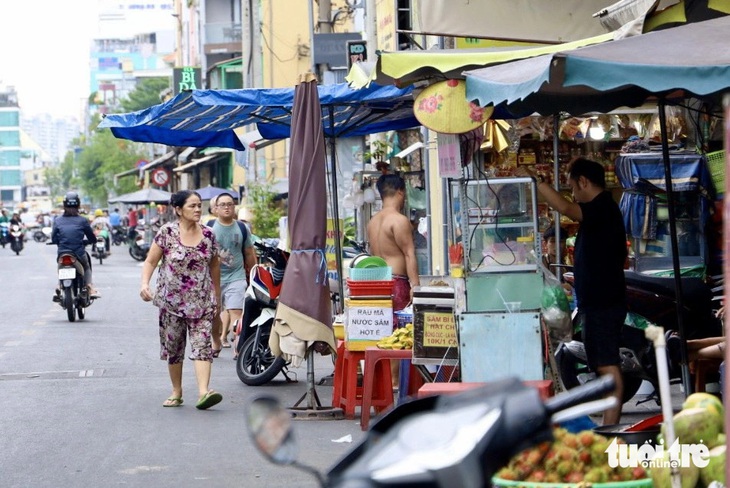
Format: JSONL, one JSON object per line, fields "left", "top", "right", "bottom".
{"left": 588, "top": 120, "right": 605, "bottom": 140}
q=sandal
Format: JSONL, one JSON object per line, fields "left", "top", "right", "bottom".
{"left": 212, "top": 348, "right": 221, "bottom": 358}
{"left": 196, "top": 390, "right": 223, "bottom": 410}
{"left": 221, "top": 341, "right": 231, "bottom": 348}
{"left": 163, "top": 397, "right": 184, "bottom": 407}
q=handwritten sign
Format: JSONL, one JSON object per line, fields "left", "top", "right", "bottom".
{"left": 423, "top": 312, "right": 457, "bottom": 347}
{"left": 346, "top": 304, "right": 393, "bottom": 341}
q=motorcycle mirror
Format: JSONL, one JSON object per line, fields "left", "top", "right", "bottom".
{"left": 246, "top": 396, "right": 297, "bottom": 465}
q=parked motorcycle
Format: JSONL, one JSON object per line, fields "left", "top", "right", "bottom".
{"left": 9, "top": 223, "right": 24, "bottom": 255}
{"left": 32, "top": 226, "right": 52, "bottom": 243}
{"left": 128, "top": 227, "right": 150, "bottom": 262}
{"left": 246, "top": 375, "right": 617, "bottom": 487}
{"left": 111, "top": 225, "right": 127, "bottom": 246}
{"left": 50, "top": 243, "right": 96, "bottom": 322}
{"left": 555, "top": 269, "right": 722, "bottom": 402}
{"left": 235, "top": 240, "right": 289, "bottom": 386}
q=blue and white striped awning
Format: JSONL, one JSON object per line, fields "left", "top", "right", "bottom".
{"left": 98, "top": 82, "right": 419, "bottom": 150}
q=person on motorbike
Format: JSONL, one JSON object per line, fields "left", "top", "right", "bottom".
{"left": 8, "top": 212, "right": 25, "bottom": 244}
{"left": 51, "top": 192, "right": 101, "bottom": 299}
{"left": 91, "top": 208, "right": 113, "bottom": 252}
{"left": 0, "top": 208, "right": 8, "bottom": 223}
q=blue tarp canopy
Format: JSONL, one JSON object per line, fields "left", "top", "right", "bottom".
{"left": 463, "top": 16, "right": 730, "bottom": 116}
{"left": 98, "top": 82, "right": 419, "bottom": 150}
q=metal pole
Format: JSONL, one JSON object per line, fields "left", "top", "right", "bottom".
{"left": 307, "top": 0, "right": 316, "bottom": 74}
{"left": 552, "top": 114, "right": 562, "bottom": 267}
{"left": 329, "top": 110, "right": 345, "bottom": 313}
{"left": 658, "top": 98, "right": 692, "bottom": 396}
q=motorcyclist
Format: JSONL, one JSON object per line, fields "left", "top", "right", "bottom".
{"left": 91, "top": 208, "right": 112, "bottom": 252}
{"left": 8, "top": 212, "right": 25, "bottom": 244}
{"left": 51, "top": 192, "right": 101, "bottom": 299}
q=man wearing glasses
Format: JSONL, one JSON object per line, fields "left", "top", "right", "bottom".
{"left": 207, "top": 193, "right": 257, "bottom": 352}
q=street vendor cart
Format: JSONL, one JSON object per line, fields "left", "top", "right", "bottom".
{"left": 452, "top": 176, "right": 545, "bottom": 382}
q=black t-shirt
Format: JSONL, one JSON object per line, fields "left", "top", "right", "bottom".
{"left": 574, "top": 191, "right": 627, "bottom": 309}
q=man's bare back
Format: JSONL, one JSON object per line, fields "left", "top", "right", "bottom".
{"left": 367, "top": 208, "right": 412, "bottom": 277}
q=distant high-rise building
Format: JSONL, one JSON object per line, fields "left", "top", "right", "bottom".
{"left": 20, "top": 114, "right": 80, "bottom": 164}
{"left": 0, "top": 84, "right": 21, "bottom": 207}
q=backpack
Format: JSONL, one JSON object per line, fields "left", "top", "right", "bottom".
{"left": 206, "top": 219, "right": 249, "bottom": 253}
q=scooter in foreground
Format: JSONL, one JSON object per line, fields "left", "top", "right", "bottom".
{"left": 50, "top": 242, "right": 97, "bottom": 322}
{"left": 246, "top": 375, "right": 617, "bottom": 488}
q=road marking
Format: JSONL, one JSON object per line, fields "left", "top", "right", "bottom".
{"left": 4, "top": 341, "right": 21, "bottom": 347}
{"left": 21, "top": 330, "right": 37, "bottom": 336}
{"left": 32, "top": 321, "right": 45, "bottom": 326}
{"left": 79, "top": 369, "right": 105, "bottom": 377}
{"left": 118, "top": 466, "right": 169, "bottom": 475}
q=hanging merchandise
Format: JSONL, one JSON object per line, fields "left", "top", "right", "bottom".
{"left": 406, "top": 181, "right": 427, "bottom": 210}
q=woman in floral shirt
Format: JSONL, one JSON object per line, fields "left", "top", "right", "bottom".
{"left": 140, "top": 190, "right": 223, "bottom": 410}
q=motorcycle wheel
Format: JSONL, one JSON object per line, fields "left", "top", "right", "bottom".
{"left": 129, "top": 245, "right": 146, "bottom": 262}
{"left": 98, "top": 254, "right": 104, "bottom": 265}
{"left": 64, "top": 288, "right": 76, "bottom": 322}
{"left": 236, "top": 326, "right": 286, "bottom": 386}
{"left": 77, "top": 302, "right": 85, "bottom": 320}
{"left": 555, "top": 346, "right": 642, "bottom": 404}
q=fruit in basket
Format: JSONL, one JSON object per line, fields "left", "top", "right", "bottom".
{"left": 700, "top": 445, "right": 726, "bottom": 486}
{"left": 496, "top": 428, "right": 649, "bottom": 484}
{"left": 377, "top": 323, "right": 414, "bottom": 350}
{"left": 664, "top": 407, "right": 722, "bottom": 446}
{"left": 650, "top": 450, "right": 700, "bottom": 488}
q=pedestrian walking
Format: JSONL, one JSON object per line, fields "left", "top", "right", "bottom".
{"left": 139, "top": 190, "right": 224, "bottom": 410}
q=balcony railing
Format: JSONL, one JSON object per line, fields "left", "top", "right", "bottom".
{"left": 205, "top": 22, "right": 243, "bottom": 44}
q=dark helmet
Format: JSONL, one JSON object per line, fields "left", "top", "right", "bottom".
{"left": 63, "top": 191, "right": 80, "bottom": 208}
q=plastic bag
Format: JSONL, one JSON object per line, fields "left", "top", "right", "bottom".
{"left": 540, "top": 263, "right": 572, "bottom": 350}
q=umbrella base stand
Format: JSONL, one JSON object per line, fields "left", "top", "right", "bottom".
{"left": 288, "top": 348, "right": 344, "bottom": 421}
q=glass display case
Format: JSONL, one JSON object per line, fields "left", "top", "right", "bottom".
{"left": 452, "top": 177, "right": 541, "bottom": 273}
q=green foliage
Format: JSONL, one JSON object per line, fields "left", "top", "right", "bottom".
{"left": 119, "top": 77, "right": 171, "bottom": 113}
{"left": 247, "top": 183, "right": 284, "bottom": 238}
{"left": 67, "top": 129, "right": 147, "bottom": 207}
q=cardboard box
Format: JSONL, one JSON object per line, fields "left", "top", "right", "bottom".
{"left": 345, "top": 298, "right": 393, "bottom": 351}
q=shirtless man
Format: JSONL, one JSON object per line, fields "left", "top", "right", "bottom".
{"left": 367, "top": 174, "right": 420, "bottom": 310}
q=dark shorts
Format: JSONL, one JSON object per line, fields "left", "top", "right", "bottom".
{"left": 392, "top": 274, "right": 411, "bottom": 312}
{"left": 578, "top": 303, "right": 626, "bottom": 370}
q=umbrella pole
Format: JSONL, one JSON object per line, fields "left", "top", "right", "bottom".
{"left": 288, "top": 347, "right": 344, "bottom": 421}
{"left": 658, "top": 98, "right": 692, "bottom": 396}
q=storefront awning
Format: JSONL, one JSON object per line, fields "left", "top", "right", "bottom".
{"left": 172, "top": 154, "right": 218, "bottom": 173}
{"left": 346, "top": 32, "right": 613, "bottom": 89}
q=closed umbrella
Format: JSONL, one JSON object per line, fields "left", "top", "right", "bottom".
{"left": 269, "top": 73, "right": 338, "bottom": 417}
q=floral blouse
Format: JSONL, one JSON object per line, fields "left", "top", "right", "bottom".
{"left": 152, "top": 221, "right": 219, "bottom": 318}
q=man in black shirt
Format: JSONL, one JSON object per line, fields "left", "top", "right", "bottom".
{"left": 518, "top": 158, "right": 627, "bottom": 425}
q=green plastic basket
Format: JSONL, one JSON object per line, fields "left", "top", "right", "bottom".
{"left": 706, "top": 150, "right": 725, "bottom": 195}
{"left": 492, "top": 476, "right": 653, "bottom": 488}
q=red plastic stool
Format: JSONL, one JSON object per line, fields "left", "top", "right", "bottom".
{"left": 331, "top": 342, "right": 366, "bottom": 419}
{"left": 360, "top": 347, "right": 424, "bottom": 431}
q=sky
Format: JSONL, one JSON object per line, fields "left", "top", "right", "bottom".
{"left": 0, "top": 1, "right": 99, "bottom": 120}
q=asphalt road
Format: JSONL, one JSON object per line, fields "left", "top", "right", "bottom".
{"left": 0, "top": 240, "right": 365, "bottom": 488}
{"left": 0, "top": 238, "right": 686, "bottom": 488}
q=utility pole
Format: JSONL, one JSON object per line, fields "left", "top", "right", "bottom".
{"left": 319, "top": 0, "right": 332, "bottom": 34}
{"left": 174, "top": 0, "right": 183, "bottom": 67}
